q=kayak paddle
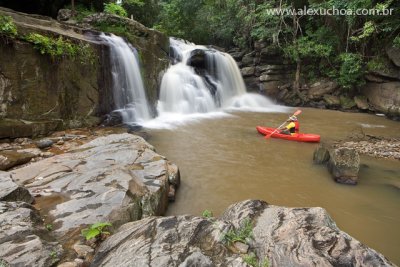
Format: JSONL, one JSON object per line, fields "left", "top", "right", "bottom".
{"left": 264, "top": 109, "right": 302, "bottom": 139}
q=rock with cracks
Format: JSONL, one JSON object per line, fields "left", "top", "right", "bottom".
{"left": 0, "top": 201, "right": 63, "bottom": 266}
{"left": 9, "top": 133, "right": 180, "bottom": 240}
{"left": 91, "top": 200, "right": 394, "bottom": 267}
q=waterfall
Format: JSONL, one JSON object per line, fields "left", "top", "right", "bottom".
{"left": 100, "top": 33, "right": 151, "bottom": 124}
{"left": 157, "top": 38, "right": 286, "bottom": 117}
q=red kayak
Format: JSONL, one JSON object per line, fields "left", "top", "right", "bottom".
{"left": 256, "top": 126, "right": 320, "bottom": 143}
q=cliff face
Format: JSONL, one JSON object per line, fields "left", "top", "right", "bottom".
{"left": 233, "top": 41, "right": 400, "bottom": 119}
{"left": 0, "top": 8, "right": 170, "bottom": 138}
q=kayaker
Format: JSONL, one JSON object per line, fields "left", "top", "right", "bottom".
{"left": 278, "top": 115, "right": 299, "bottom": 135}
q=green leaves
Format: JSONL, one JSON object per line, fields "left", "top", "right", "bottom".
{"left": 81, "top": 222, "right": 112, "bottom": 241}
{"left": 337, "top": 53, "right": 365, "bottom": 90}
{"left": 103, "top": 3, "right": 128, "bottom": 17}
{"left": 0, "top": 15, "right": 18, "bottom": 38}
{"left": 223, "top": 218, "right": 253, "bottom": 245}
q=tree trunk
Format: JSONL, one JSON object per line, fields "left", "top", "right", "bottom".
{"left": 71, "top": 0, "right": 75, "bottom": 17}
{"left": 293, "top": 60, "right": 306, "bottom": 101}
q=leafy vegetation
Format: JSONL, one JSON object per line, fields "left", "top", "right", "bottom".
{"left": 0, "top": 15, "right": 17, "bottom": 38}
{"left": 24, "top": 33, "right": 96, "bottom": 64}
{"left": 45, "top": 223, "right": 53, "bottom": 231}
{"left": 104, "top": 2, "right": 127, "bottom": 17}
{"left": 201, "top": 209, "right": 213, "bottom": 218}
{"left": 223, "top": 218, "right": 253, "bottom": 245}
{"left": 243, "top": 253, "right": 269, "bottom": 267}
{"left": 81, "top": 222, "right": 112, "bottom": 241}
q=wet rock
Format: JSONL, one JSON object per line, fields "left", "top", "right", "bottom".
{"left": 313, "top": 144, "right": 330, "bottom": 164}
{"left": 101, "top": 111, "right": 123, "bottom": 127}
{"left": 91, "top": 200, "right": 394, "bottom": 267}
{"left": 0, "top": 201, "right": 63, "bottom": 266}
{"left": 0, "top": 172, "right": 34, "bottom": 203}
{"left": 10, "top": 134, "right": 179, "bottom": 239}
{"left": 328, "top": 147, "right": 360, "bottom": 185}
{"left": 35, "top": 138, "right": 54, "bottom": 149}
{"left": 0, "top": 150, "right": 36, "bottom": 170}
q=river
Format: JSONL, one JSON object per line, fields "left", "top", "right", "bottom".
{"left": 146, "top": 107, "right": 400, "bottom": 264}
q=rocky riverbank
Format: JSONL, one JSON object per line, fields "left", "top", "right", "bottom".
{"left": 0, "top": 127, "right": 397, "bottom": 266}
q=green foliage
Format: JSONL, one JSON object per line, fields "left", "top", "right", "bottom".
{"left": 104, "top": 2, "right": 127, "bottom": 17}
{"left": 366, "top": 56, "right": 387, "bottom": 71}
{"left": 350, "top": 21, "right": 375, "bottom": 42}
{"left": 81, "top": 222, "right": 112, "bottom": 241}
{"left": 223, "top": 218, "right": 253, "bottom": 245}
{"left": 393, "top": 36, "right": 400, "bottom": 48}
{"left": 45, "top": 224, "right": 53, "bottom": 231}
{"left": 0, "top": 15, "right": 17, "bottom": 38}
{"left": 122, "top": 0, "right": 159, "bottom": 27}
{"left": 337, "top": 53, "right": 365, "bottom": 90}
{"left": 243, "top": 253, "right": 269, "bottom": 267}
{"left": 65, "top": 3, "right": 96, "bottom": 22}
{"left": 202, "top": 209, "right": 213, "bottom": 218}
{"left": 24, "top": 33, "right": 96, "bottom": 64}
{"left": 284, "top": 36, "right": 332, "bottom": 62}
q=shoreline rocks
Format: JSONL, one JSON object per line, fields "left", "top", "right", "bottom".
{"left": 90, "top": 200, "right": 395, "bottom": 267}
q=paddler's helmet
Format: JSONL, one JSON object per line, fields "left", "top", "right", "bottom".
{"left": 289, "top": 115, "right": 298, "bottom": 121}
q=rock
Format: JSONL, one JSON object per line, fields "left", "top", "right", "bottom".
{"left": 90, "top": 216, "right": 245, "bottom": 267}
{"left": 229, "top": 51, "right": 245, "bottom": 61}
{"left": 0, "top": 201, "right": 63, "bottom": 266}
{"left": 101, "top": 111, "right": 123, "bottom": 127}
{"left": 387, "top": 47, "right": 400, "bottom": 67}
{"left": 241, "top": 67, "right": 255, "bottom": 77}
{"left": 57, "top": 9, "right": 72, "bottom": 21}
{"left": 58, "top": 262, "right": 79, "bottom": 267}
{"left": 308, "top": 80, "right": 338, "bottom": 100}
{"left": 0, "top": 172, "right": 34, "bottom": 203}
{"left": 340, "top": 95, "right": 356, "bottom": 109}
{"left": 354, "top": 95, "right": 369, "bottom": 110}
{"left": 233, "top": 242, "right": 249, "bottom": 254}
{"left": 327, "top": 147, "right": 360, "bottom": 185}
{"left": 91, "top": 200, "right": 394, "bottom": 267}
{"left": 73, "top": 244, "right": 95, "bottom": 261}
{"left": 241, "top": 52, "right": 255, "bottom": 66}
{"left": 35, "top": 138, "right": 54, "bottom": 149}
{"left": 10, "top": 134, "right": 179, "bottom": 240}
{"left": 187, "top": 49, "right": 207, "bottom": 69}
{"left": 323, "top": 94, "right": 340, "bottom": 107}
{"left": 259, "top": 74, "right": 284, "bottom": 82}
{"left": 361, "top": 82, "right": 400, "bottom": 117}
{"left": 0, "top": 150, "right": 36, "bottom": 171}
{"left": 313, "top": 144, "right": 330, "bottom": 164}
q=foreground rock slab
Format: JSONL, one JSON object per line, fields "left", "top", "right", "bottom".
{"left": 9, "top": 133, "right": 180, "bottom": 240}
{"left": 0, "top": 201, "right": 63, "bottom": 267}
{"left": 91, "top": 200, "right": 394, "bottom": 267}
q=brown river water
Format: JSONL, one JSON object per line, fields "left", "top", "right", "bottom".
{"left": 146, "top": 107, "right": 400, "bottom": 264}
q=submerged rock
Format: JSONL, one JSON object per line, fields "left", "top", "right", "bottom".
{"left": 91, "top": 200, "right": 394, "bottom": 267}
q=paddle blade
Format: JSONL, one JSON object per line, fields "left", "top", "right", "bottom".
{"left": 293, "top": 109, "right": 302, "bottom": 116}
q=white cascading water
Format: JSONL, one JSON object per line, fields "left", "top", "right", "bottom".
{"left": 156, "top": 38, "right": 288, "bottom": 121}
{"left": 100, "top": 33, "right": 151, "bottom": 124}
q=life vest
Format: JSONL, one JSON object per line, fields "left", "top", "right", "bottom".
{"left": 289, "top": 121, "right": 300, "bottom": 134}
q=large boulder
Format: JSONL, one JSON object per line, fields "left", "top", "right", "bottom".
{"left": 361, "top": 82, "right": 400, "bottom": 117}
{"left": 327, "top": 147, "right": 360, "bottom": 185}
{"left": 308, "top": 80, "right": 338, "bottom": 100}
{"left": 9, "top": 134, "right": 179, "bottom": 241}
{"left": 91, "top": 200, "right": 394, "bottom": 267}
{"left": 387, "top": 47, "right": 400, "bottom": 67}
{"left": 0, "top": 201, "right": 63, "bottom": 266}
{"left": 0, "top": 172, "right": 34, "bottom": 203}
